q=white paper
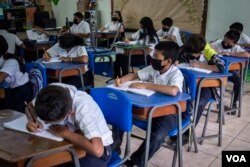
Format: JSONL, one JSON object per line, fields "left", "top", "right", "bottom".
{"left": 178, "top": 63, "right": 212, "bottom": 74}
{"left": 42, "top": 57, "right": 62, "bottom": 64}
{"left": 4, "top": 116, "right": 63, "bottom": 141}
{"left": 115, "top": 47, "right": 124, "bottom": 54}
{"left": 107, "top": 80, "right": 155, "bottom": 97}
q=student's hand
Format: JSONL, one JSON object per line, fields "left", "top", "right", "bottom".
{"left": 42, "top": 52, "right": 51, "bottom": 61}
{"left": 219, "top": 52, "right": 230, "bottom": 56}
{"left": 26, "top": 120, "right": 44, "bottom": 132}
{"left": 175, "top": 60, "right": 179, "bottom": 65}
{"left": 59, "top": 57, "right": 71, "bottom": 62}
{"left": 114, "top": 77, "right": 122, "bottom": 87}
{"left": 48, "top": 125, "right": 69, "bottom": 137}
{"left": 129, "top": 82, "right": 149, "bottom": 89}
{"left": 124, "top": 38, "right": 130, "bottom": 43}
{"left": 190, "top": 60, "right": 202, "bottom": 68}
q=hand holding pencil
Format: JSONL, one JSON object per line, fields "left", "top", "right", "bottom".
{"left": 25, "top": 102, "right": 43, "bottom": 132}
{"left": 42, "top": 47, "right": 51, "bottom": 62}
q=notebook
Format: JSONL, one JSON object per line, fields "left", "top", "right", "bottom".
{"left": 107, "top": 81, "right": 155, "bottom": 97}
{"left": 4, "top": 116, "right": 63, "bottom": 142}
{"left": 177, "top": 63, "right": 212, "bottom": 74}
{"left": 42, "top": 57, "right": 62, "bottom": 64}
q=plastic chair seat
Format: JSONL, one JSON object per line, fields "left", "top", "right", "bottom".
{"left": 168, "top": 118, "right": 190, "bottom": 137}
{"left": 107, "top": 151, "right": 122, "bottom": 167}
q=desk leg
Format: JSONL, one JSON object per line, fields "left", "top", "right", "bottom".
{"left": 128, "top": 50, "right": 132, "bottom": 73}
{"left": 219, "top": 78, "right": 224, "bottom": 146}
{"left": 238, "top": 62, "right": 245, "bottom": 117}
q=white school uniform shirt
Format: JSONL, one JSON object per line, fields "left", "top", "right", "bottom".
{"left": 0, "top": 30, "right": 23, "bottom": 54}
{"left": 104, "top": 21, "right": 123, "bottom": 31}
{"left": 26, "top": 30, "right": 49, "bottom": 42}
{"left": 33, "top": 83, "right": 113, "bottom": 146}
{"left": 70, "top": 20, "right": 90, "bottom": 44}
{"left": 138, "top": 65, "right": 184, "bottom": 92}
{"left": 157, "top": 26, "right": 183, "bottom": 46}
{"left": 0, "top": 56, "right": 29, "bottom": 88}
{"left": 238, "top": 33, "right": 250, "bottom": 44}
{"left": 211, "top": 39, "right": 246, "bottom": 53}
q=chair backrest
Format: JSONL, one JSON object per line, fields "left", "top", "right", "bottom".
{"left": 25, "top": 62, "right": 47, "bottom": 87}
{"left": 90, "top": 88, "right": 133, "bottom": 132}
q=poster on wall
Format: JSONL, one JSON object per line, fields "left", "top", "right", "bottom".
{"left": 113, "top": 0, "right": 205, "bottom": 34}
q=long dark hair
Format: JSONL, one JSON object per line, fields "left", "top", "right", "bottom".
{"left": 114, "top": 11, "right": 123, "bottom": 23}
{"left": 139, "top": 17, "right": 158, "bottom": 43}
{"left": 59, "top": 33, "right": 85, "bottom": 49}
{"left": 0, "top": 35, "right": 25, "bottom": 73}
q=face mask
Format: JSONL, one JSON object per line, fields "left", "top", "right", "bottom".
{"left": 162, "top": 27, "right": 170, "bottom": 32}
{"left": 188, "top": 54, "right": 200, "bottom": 61}
{"left": 49, "top": 115, "right": 68, "bottom": 126}
{"left": 73, "top": 19, "right": 79, "bottom": 24}
{"left": 151, "top": 58, "right": 165, "bottom": 71}
{"left": 111, "top": 17, "right": 118, "bottom": 22}
{"left": 221, "top": 41, "right": 233, "bottom": 49}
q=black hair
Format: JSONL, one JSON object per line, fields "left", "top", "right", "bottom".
{"left": 114, "top": 11, "right": 123, "bottom": 23}
{"left": 0, "top": 19, "right": 10, "bottom": 30}
{"left": 162, "top": 17, "right": 173, "bottom": 27}
{"left": 229, "top": 22, "right": 243, "bottom": 32}
{"left": 0, "top": 35, "right": 25, "bottom": 73}
{"left": 183, "top": 35, "right": 206, "bottom": 54}
{"left": 59, "top": 33, "right": 84, "bottom": 49}
{"left": 139, "top": 17, "right": 159, "bottom": 43}
{"left": 34, "top": 22, "right": 45, "bottom": 29}
{"left": 74, "top": 12, "right": 84, "bottom": 19}
{"left": 154, "top": 41, "right": 179, "bottom": 64}
{"left": 35, "top": 85, "right": 73, "bottom": 122}
{"left": 224, "top": 30, "right": 241, "bottom": 44}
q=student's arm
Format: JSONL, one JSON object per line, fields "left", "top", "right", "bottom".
{"left": 238, "top": 43, "right": 250, "bottom": 48}
{"left": 73, "top": 32, "right": 90, "bottom": 38}
{"left": 0, "top": 72, "right": 8, "bottom": 83}
{"left": 190, "top": 62, "right": 220, "bottom": 72}
{"left": 26, "top": 102, "right": 44, "bottom": 132}
{"left": 59, "top": 55, "right": 88, "bottom": 63}
{"left": 219, "top": 51, "right": 249, "bottom": 58}
{"left": 115, "top": 73, "right": 139, "bottom": 86}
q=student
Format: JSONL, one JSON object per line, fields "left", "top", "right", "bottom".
{"left": 26, "top": 83, "right": 113, "bottom": 167}
{"left": 157, "top": 17, "right": 183, "bottom": 46}
{"left": 114, "top": 41, "right": 183, "bottom": 167}
{"left": 27, "top": 22, "right": 50, "bottom": 42}
{"left": 70, "top": 12, "right": 91, "bottom": 44}
{"left": 0, "top": 35, "right": 33, "bottom": 112}
{"left": 115, "top": 17, "right": 159, "bottom": 77}
{"left": 211, "top": 30, "right": 249, "bottom": 113}
{"left": 229, "top": 22, "right": 250, "bottom": 47}
{"left": 0, "top": 19, "right": 26, "bottom": 54}
{"left": 43, "top": 33, "right": 93, "bottom": 87}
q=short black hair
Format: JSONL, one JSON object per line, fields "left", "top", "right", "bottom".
{"left": 34, "top": 22, "right": 45, "bottom": 29}
{"left": 59, "top": 33, "right": 84, "bottom": 49}
{"left": 0, "top": 19, "right": 10, "bottom": 30}
{"left": 0, "top": 35, "right": 8, "bottom": 55}
{"left": 162, "top": 17, "right": 173, "bottom": 27}
{"left": 224, "top": 30, "right": 241, "bottom": 44}
{"left": 35, "top": 85, "right": 72, "bottom": 122}
{"left": 74, "top": 12, "right": 83, "bottom": 19}
{"left": 183, "top": 35, "right": 206, "bottom": 54}
{"left": 154, "top": 41, "right": 179, "bottom": 64}
{"left": 229, "top": 22, "right": 243, "bottom": 32}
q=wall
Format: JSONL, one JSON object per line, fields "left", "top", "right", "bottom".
{"left": 205, "top": 0, "right": 250, "bottom": 41}
{"left": 96, "top": 0, "right": 111, "bottom": 27}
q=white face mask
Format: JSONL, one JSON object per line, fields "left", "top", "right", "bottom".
{"left": 47, "top": 115, "right": 68, "bottom": 126}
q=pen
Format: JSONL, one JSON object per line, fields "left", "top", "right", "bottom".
{"left": 24, "top": 101, "right": 37, "bottom": 124}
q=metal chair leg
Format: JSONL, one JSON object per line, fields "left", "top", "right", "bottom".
{"left": 200, "top": 102, "right": 212, "bottom": 145}
{"left": 172, "top": 145, "right": 177, "bottom": 167}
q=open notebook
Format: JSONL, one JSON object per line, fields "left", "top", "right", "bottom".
{"left": 4, "top": 116, "right": 63, "bottom": 142}
{"left": 107, "top": 81, "right": 155, "bottom": 97}
{"left": 177, "top": 63, "right": 212, "bottom": 74}
{"left": 42, "top": 57, "right": 62, "bottom": 64}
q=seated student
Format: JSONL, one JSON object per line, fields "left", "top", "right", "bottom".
{"left": 115, "top": 17, "right": 159, "bottom": 77}
{"left": 178, "top": 35, "right": 225, "bottom": 126}
{"left": 0, "top": 35, "right": 33, "bottom": 112}
{"left": 211, "top": 30, "right": 249, "bottom": 113}
{"left": 113, "top": 41, "right": 183, "bottom": 167}
{"left": 43, "top": 33, "right": 93, "bottom": 87}
{"left": 99, "top": 11, "right": 125, "bottom": 47}
{"left": 157, "top": 17, "right": 183, "bottom": 46}
{"left": 0, "top": 19, "right": 26, "bottom": 54}
{"left": 229, "top": 22, "right": 250, "bottom": 47}
{"left": 26, "top": 22, "right": 50, "bottom": 42}
{"left": 26, "top": 83, "right": 113, "bottom": 167}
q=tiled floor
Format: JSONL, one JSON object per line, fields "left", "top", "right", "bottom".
{"left": 94, "top": 75, "right": 250, "bottom": 167}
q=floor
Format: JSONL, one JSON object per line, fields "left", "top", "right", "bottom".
{"left": 95, "top": 74, "right": 250, "bottom": 167}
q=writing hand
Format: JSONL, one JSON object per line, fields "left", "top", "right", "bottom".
{"left": 26, "top": 120, "right": 43, "bottom": 132}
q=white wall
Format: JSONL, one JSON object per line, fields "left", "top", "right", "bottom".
{"left": 205, "top": 0, "right": 250, "bottom": 41}
{"left": 52, "top": 0, "right": 77, "bottom": 26}
{"left": 96, "top": 0, "right": 111, "bottom": 27}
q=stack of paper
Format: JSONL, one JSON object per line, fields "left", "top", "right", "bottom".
{"left": 178, "top": 63, "right": 212, "bottom": 73}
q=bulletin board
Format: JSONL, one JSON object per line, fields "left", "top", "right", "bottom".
{"left": 112, "top": 0, "right": 206, "bottom": 34}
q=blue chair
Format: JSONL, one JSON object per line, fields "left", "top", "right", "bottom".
{"left": 25, "top": 62, "right": 47, "bottom": 87}
{"left": 180, "top": 31, "right": 192, "bottom": 44}
{"left": 90, "top": 88, "right": 133, "bottom": 167}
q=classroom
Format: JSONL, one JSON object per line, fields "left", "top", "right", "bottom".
{"left": 0, "top": 0, "right": 250, "bottom": 167}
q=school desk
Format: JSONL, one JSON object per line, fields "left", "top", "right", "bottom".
{"left": 180, "top": 69, "right": 232, "bottom": 147}
{"left": 113, "top": 43, "right": 152, "bottom": 72}
{"left": 123, "top": 91, "right": 191, "bottom": 167}
{"left": 220, "top": 56, "right": 249, "bottom": 117}
{"left": 0, "top": 110, "right": 85, "bottom": 167}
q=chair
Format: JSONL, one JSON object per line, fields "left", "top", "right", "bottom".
{"left": 24, "top": 62, "right": 47, "bottom": 87}
{"left": 180, "top": 31, "right": 192, "bottom": 44}
{"left": 90, "top": 88, "right": 133, "bottom": 167}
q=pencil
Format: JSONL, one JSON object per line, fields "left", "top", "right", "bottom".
{"left": 24, "top": 101, "right": 37, "bottom": 124}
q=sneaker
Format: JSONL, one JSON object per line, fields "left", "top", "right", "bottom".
{"left": 225, "top": 104, "right": 237, "bottom": 115}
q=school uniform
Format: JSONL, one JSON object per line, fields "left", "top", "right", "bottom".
{"left": 0, "top": 57, "right": 33, "bottom": 112}
{"left": 114, "top": 65, "right": 184, "bottom": 167}
{"left": 26, "top": 30, "right": 49, "bottom": 42}
{"left": 211, "top": 39, "right": 244, "bottom": 107}
{"left": 0, "top": 29, "right": 23, "bottom": 54}
{"left": 238, "top": 33, "right": 250, "bottom": 44}
{"left": 104, "top": 21, "right": 123, "bottom": 32}
{"left": 34, "top": 83, "right": 113, "bottom": 167}
{"left": 157, "top": 26, "right": 183, "bottom": 46}
{"left": 70, "top": 20, "right": 90, "bottom": 44}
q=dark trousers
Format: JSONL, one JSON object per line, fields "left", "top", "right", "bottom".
{"left": 113, "top": 115, "right": 177, "bottom": 167}
{"left": 0, "top": 82, "right": 33, "bottom": 113}
{"left": 228, "top": 70, "right": 241, "bottom": 106}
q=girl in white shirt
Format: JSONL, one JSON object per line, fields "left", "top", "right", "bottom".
{"left": 0, "top": 35, "right": 33, "bottom": 112}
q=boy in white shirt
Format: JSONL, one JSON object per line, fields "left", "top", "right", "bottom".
{"left": 229, "top": 22, "right": 250, "bottom": 48}
{"left": 26, "top": 83, "right": 113, "bottom": 167}
{"left": 26, "top": 22, "right": 50, "bottom": 42}
{"left": 157, "top": 17, "right": 183, "bottom": 46}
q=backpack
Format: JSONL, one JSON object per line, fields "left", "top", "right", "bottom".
{"left": 28, "top": 68, "right": 43, "bottom": 98}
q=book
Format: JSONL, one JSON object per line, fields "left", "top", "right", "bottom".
{"left": 42, "top": 57, "right": 62, "bottom": 64}
{"left": 177, "top": 63, "right": 212, "bottom": 74}
{"left": 4, "top": 116, "right": 63, "bottom": 142}
{"left": 107, "top": 81, "right": 155, "bottom": 97}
